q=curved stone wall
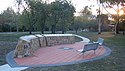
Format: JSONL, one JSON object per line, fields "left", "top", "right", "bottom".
{"left": 13, "top": 34, "right": 90, "bottom": 58}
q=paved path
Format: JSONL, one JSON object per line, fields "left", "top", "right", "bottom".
{"left": 0, "top": 64, "right": 28, "bottom": 71}
{"left": 7, "top": 42, "right": 111, "bottom": 67}
{"left": 3, "top": 34, "right": 111, "bottom": 69}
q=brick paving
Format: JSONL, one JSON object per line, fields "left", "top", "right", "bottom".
{"left": 14, "top": 42, "right": 107, "bottom": 67}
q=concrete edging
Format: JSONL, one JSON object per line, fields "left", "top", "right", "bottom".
{"left": 6, "top": 34, "right": 111, "bottom": 67}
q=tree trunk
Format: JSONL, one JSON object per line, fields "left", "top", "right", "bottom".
{"left": 29, "top": 31, "right": 32, "bottom": 34}
{"left": 41, "top": 23, "right": 44, "bottom": 34}
{"left": 62, "top": 29, "right": 65, "bottom": 34}
{"left": 123, "top": 28, "right": 125, "bottom": 35}
{"left": 115, "top": 23, "right": 119, "bottom": 34}
{"left": 41, "top": 24, "right": 44, "bottom": 34}
{"left": 97, "top": 6, "right": 101, "bottom": 34}
{"left": 16, "top": 23, "right": 19, "bottom": 32}
{"left": 29, "top": 26, "right": 32, "bottom": 34}
{"left": 29, "top": 21, "right": 33, "bottom": 34}
{"left": 97, "top": 13, "right": 102, "bottom": 34}
{"left": 41, "top": 15, "right": 46, "bottom": 34}
{"left": 51, "top": 25, "right": 56, "bottom": 34}
{"left": 61, "top": 26, "right": 65, "bottom": 34}
{"left": 97, "top": 15, "right": 102, "bottom": 34}
{"left": 9, "top": 26, "right": 11, "bottom": 32}
{"left": 61, "top": 18, "right": 65, "bottom": 34}
{"left": 41, "top": 30, "right": 44, "bottom": 34}
{"left": 123, "top": 23, "right": 125, "bottom": 35}
{"left": 9, "top": 23, "right": 12, "bottom": 32}
{"left": 98, "top": 18, "right": 101, "bottom": 34}
{"left": 115, "top": 3, "right": 119, "bottom": 34}
{"left": 75, "top": 29, "right": 78, "bottom": 34}
{"left": 51, "top": 14, "right": 57, "bottom": 34}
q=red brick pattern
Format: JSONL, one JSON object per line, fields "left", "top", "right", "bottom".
{"left": 14, "top": 42, "right": 106, "bottom": 66}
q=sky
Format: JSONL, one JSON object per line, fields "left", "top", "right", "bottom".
{"left": 0, "top": 0, "right": 104, "bottom": 15}
{"left": 0, "top": 0, "right": 16, "bottom": 13}
{"left": 72, "top": 0, "right": 98, "bottom": 15}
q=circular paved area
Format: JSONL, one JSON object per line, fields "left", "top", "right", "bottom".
{"left": 7, "top": 42, "right": 111, "bottom": 67}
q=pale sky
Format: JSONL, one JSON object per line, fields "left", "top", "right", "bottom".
{"left": 72, "top": 0, "right": 98, "bottom": 15}
{"left": 0, "top": 0, "right": 99, "bottom": 15}
{"left": 0, "top": 0, "right": 16, "bottom": 13}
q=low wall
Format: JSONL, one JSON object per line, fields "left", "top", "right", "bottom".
{"left": 14, "top": 34, "right": 76, "bottom": 58}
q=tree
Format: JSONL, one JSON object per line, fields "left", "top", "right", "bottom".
{"left": 18, "top": 11, "right": 29, "bottom": 32}
{"left": 97, "top": 14, "right": 109, "bottom": 32}
{"left": 122, "top": 20, "right": 125, "bottom": 35}
{"left": 73, "top": 17, "right": 82, "bottom": 33}
{"left": 72, "top": 15, "right": 97, "bottom": 33}
{"left": 81, "top": 6, "right": 92, "bottom": 16}
{"left": 58, "top": 0, "right": 75, "bottom": 34}
{"left": 34, "top": 1, "right": 49, "bottom": 34}
{"left": 119, "top": 15, "right": 125, "bottom": 35}
{"left": 79, "top": 6, "right": 97, "bottom": 32}
{"left": 98, "top": 0, "right": 125, "bottom": 34}
{"left": 1, "top": 7, "right": 17, "bottom": 32}
{"left": 49, "top": 1, "right": 62, "bottom": 34}
{"left": 16, "top": 0, "right": 31, "bottom": 34}
{"left": 0, "top": 15, "right": 6, "bottom": 32}
{"left": 16, "top": 0, "right": 75, "bottom": 34}
{"left": 16, "top": 0, "right": 41, "bottom": 34}
{"left": 49, "top": 0, "right": 75, "bottom": 34}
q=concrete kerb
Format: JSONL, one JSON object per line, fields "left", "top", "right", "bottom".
{"left": 6, "top": 34, "right": 111, "bottom": 68}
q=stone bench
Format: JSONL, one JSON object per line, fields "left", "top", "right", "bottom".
{"left": 13, "top": 34, "right": 90, "bottom": 58}
{"left": 14, "top": 34, "right": 74, "bottom": 58}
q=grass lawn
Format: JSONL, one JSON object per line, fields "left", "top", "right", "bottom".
{"left": 0, "top": 32, "right": 30, "bottom": 65}
{"left": 0, "top": 32, "right": 125, "bottom": 71}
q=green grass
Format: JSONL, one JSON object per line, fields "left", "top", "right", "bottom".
{"left": 0, "top": 32, "right": 30, "bottom": 65}
{"left": 105, "top": 35, "right": 125, "bottom": 47}
{"left": 0, "top": 32, "right": 125, "bottom": 71}
{"left": 0, "top": 33, "right": 27, "bottom": 42}
{"left": 0, "top": 32, "right": 46, "bottom": 65}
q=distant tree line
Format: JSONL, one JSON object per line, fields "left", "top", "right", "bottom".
{"left": 0, "top": 0, "right": 112, "bottom": 34}
{"left": 0, "top": 0, "right": 75, "bottom": 34}
{"left": 0, "top": 7, "right": 17, "bottom": 32}
{"left": 16, "top": 0, "right": 76, "bottom": 34}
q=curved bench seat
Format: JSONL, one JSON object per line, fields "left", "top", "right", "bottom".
{"left": 73, "top": 34, "right": 90, "bottom": 43}
{"left": 13, "top": 34, "right": 90, "bottom": 58}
